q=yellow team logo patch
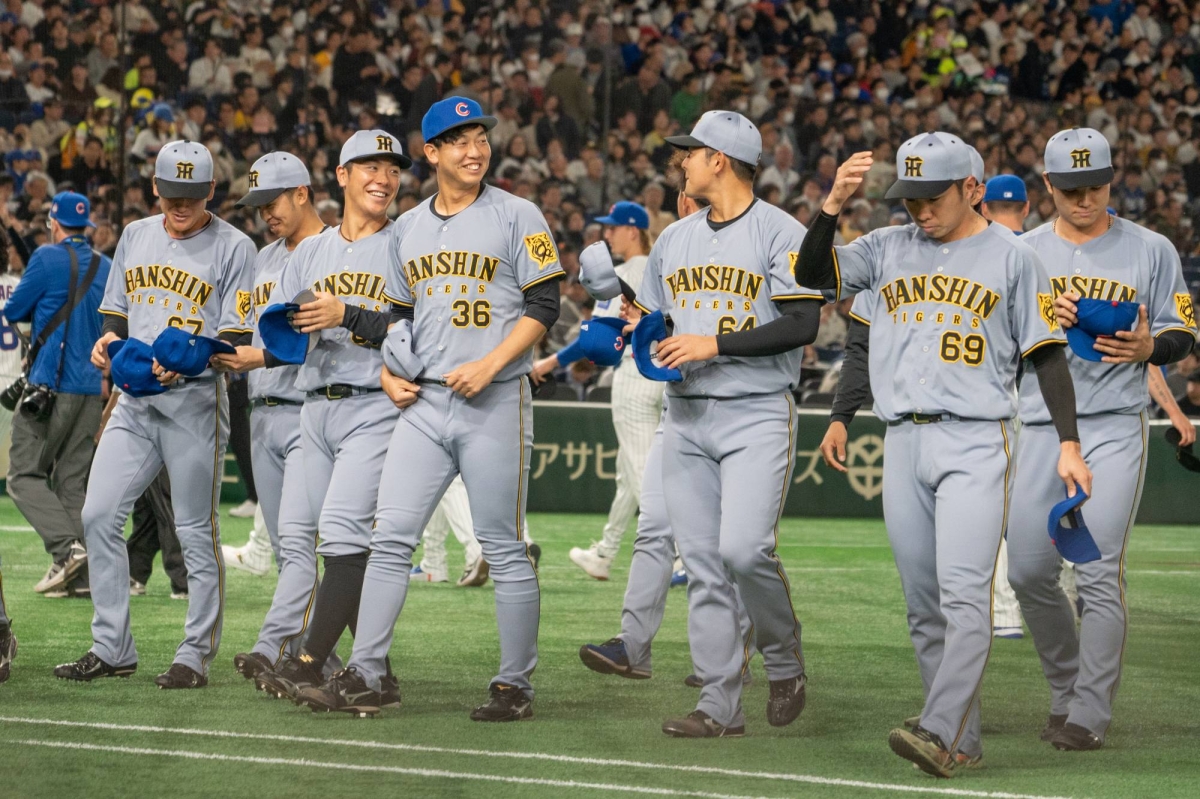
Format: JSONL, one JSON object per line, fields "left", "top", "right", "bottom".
{"left": 175, "top": 161, "right": 195, "bottom": 180}
{"left": 247, "top": 170, "right": 259, "bottom": 188}
{"left": 524, "top": 232, "right": 558, "bottom": 270}
{"left": 376, "top": 135, "right": 394, "bottom": 153}
{"left": 236, "top": 290, "right": 253, "bottom": 326}
{"left": 788, "top": 252, "right": 799, "bottom": 271}
{"left": 904, "top": 156, "right": 923, "bottom": 177}
{"left": 1070, "top": 148, "right": 1092, "bottom": 169}
{"left": 1177, "top": 293, "right": 1197, "bottom": 329}
{"left": 1038, "top": 292, "right": 1059, "bottom": 332}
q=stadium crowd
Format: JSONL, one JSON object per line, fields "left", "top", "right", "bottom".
{"left": 1, "top": 0, "right": 1199, "bottom": 391}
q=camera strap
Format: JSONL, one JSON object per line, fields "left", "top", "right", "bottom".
{"left": 27, "top": 243, "right": 102, "bottom": 391}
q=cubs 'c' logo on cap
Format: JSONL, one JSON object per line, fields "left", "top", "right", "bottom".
{"left": 1038, "top": 293, "right": 1059, "bottom": 332}
{"left": 236, "top": 290, "right": 253, "bottom": 326}
{"left": 904, "top": 156, "right": 923, "bottom": 177}
{"left": 76, "top": 201, "right": 86, "bottom": 215}
{"left": 1176, "top": 293, "right": 1197, "bottom": 329}
{"left": 247, "top": 170, "right": 259, "bottom": 188}
{"left": 455, "top": 102, "right": 470, "bottom": 117}
{"left": 176, "top": 161, "right": 195, "bottom": 180}
{"left": 1070, "top": 148, "right": 1092, "bottom": 169}
{"left": 524, "top": 232, "right": 559, "bottom": 270}
{"left": 376, "top": 135, "right": 394, "bottom": 152}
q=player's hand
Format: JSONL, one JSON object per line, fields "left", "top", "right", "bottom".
{"left": 619, "top": 302, "right": 644, "bottom": 335}
{"left": 444, "top": 357, "right": 501, "bottom": 399}
{"left": 210, "top": 345, "right": 266, "bottom": 372}
{"left": 530, "top": 355, "right": 557, "bottom": 386}
{"left": 1058, "top": 442, "right": 1093, "bottom": 498}
{"left": 151, "top": 359, "right": 181, "bottom": 386}
{"left": 656, "top": 334, "right": 718, "bottom": 368}
{"left": 1094, "top": 304, "right": 1154, "bottom": 363}
{"left": 1053, "top": 290, "right": 1080, "bottom": 329}
{"left": 819, "top": 421, "right": 849, "bottom": 472}
{"left": 822, "top": 151, "right": 873, "bottom": 216}
{"left": 1168, "top": 410, "right": 1197, "bottom": 447}
{"left": 292, "top": 291, "right": 347, "bottom": 333}
{"left": 92, "top": 331, "right": 120, "bottom": 372}
{"left": 381, "top": 365, "right": 420, "bottom": 409}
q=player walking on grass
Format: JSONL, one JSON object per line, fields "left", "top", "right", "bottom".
{"left": 795, "top": 134, "right": 1092, "bottom": 777}
{"left": 1006, "top": 129, "right": 1197, "bottom": 751}
{"left": 207, "top": 152, "right": 328, "bottom": 681}
{"left": 298, "top": 97, "right": 561, "bottom": 720}
{"left": 55, "top": 141, "right": 255, "bottom": 688}
{"left": 251, "top": 131, "right": 409, "bottom": 705}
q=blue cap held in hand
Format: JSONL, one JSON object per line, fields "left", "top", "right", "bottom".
{"left": 1047, "top": 487, "right": 1101, "bottom": 563}
{"left": 109, "top": 339, "right": 168, "bottom": 398}
{"left": 631, "top": 310, "right": 682, "bottom": 382}
{"left": 577, "top": 316, "right": 628, "bottom": 367}
{"left": 257, "top": 302, "right": 311, "bottom": 365}
{"left": 152, "top": 326, "right": 235, "bottom": 377}
{"left": 1065, "top": 298, "right": 1139, "bottom": 362}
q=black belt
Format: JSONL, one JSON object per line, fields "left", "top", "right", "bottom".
{"left": 888, "top": 412, "right": 960, "bottom": 426}
{"left": 416, "top": 377, "right": 447, "bottom": 387}
{"left": 253, "top": 396, "right": 303, "bottom": 407}
{"left": 305, "top": 385, "right": 384, "bottom": 400}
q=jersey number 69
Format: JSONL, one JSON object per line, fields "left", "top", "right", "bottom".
{"left": 939, "top": 330, "right": 985, "bottom": 366}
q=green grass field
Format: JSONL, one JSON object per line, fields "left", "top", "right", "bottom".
{"left": 0, "top": 497, "right": 1197, "bottom": 799}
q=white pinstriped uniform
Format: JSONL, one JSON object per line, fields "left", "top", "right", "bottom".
{"left": 417, "top": 476, "right": 534, "bottom": 578}
{"left": 0, "top": 273, "right": 23, "bottom": 475}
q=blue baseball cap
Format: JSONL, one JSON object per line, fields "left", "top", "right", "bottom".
{"left": 1047, "top": 488, "right": 1101, "bottom": 564}
{"left": 152, "top": 326, "right": 235, "bottom": 377}
{"left": 381, "top": 319, "right": 424, "bottom": 381}
{"left": 577, "top": 316, "right": 628, "bottom": 367}
{"left": 422, "top": 96, "right": 497, "bottom": 143}
{"left": 1066, "top": 299, "right": 1139, "bottom": 362}
{"left": 578, "top": 242, "right": 621, "bottom": 301}
{"left": 258, "top": 302, "right": 312, "bottom": 365}
{"left": 49, "top": 191, "right": 95, "bottom": 228}
{"left": 983, "top": 175, "right": 1027, "bottom": 203}
{"left": 631, "top": 310, "right": 682, "bottom": 382}
{"left": 108, "top": 339, "right": 168, "bottom": 398}
{"left": 595, "top": 201, "right": 650, "bottom": 230}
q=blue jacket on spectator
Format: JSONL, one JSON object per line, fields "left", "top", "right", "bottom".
{"left": 4, "top": 235, "right": 111, "bottom": 395}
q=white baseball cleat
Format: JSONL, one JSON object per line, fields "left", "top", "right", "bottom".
{"left": 222, "top": 534, "right": 272, "bottom": 576}
{"left": 228, "top": 499, "right": 258, "bottom": 518}
{"left": 569, "top": 544, "right": 613, "bottom": 581}
{"left": 410, "top": 565, "right": 448, "bottom": 583}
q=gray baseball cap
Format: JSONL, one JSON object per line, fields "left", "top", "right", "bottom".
{"left": 154, "top": 140, "right": 214, "bottom": 199}
{"left": 666, "top": 110, "right": 762, "bottom": 165}
{"left": 885, "top": 132, "right": 973, "bottom": 200}
{"left": 237, "top": 151, "right": 312, "bottom": 207}
{"left": 339, "top": 129, "right": 412, "bottom": 169}
{"left": 1044, "top": 127, "right": 1113, "bottom": 189}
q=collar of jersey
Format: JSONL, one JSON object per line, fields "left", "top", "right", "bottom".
{"left": 705, "top": 198, "right": 757, "bottom": 232}
{"left": 161, "top": 211, "right": 214, "bottom": 241}
{"left": 430, "top": 183, "right": 488, "bottom": 222}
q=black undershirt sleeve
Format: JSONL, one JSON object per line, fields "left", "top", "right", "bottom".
{"left": 262, "top": 350, "right": 283, "bottom": 369}
{"left": 522, "top": 276, "right": 562, "bottom": 329}
{"left": 715, "top": 299, "right": 821, "bottom": 357}
{"left": 1029, "top": 344, "right": 1080, "bottom": 443}
{"left": 219, "top": 331, "right": 252, "bottom": 346}
{"left": 341, "top": 305, "right": 390, "bottom": 347}
{"left": 1149, "top": 329, "right": 1195, "bottom": 366}
{"left": 389, "top": 303, "right": 415, "bottom": 325}
{"left": 830, "top": 318, "right": 871, "bottom": 426}
{"left": 793, "top": 210, "right": 840, "bottom": 290}
{"left": 101, "top": 313, "right": 128, "bottom": 338}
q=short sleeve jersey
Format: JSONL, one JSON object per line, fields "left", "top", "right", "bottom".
{"left": 247, "top": 238, "right": 304, "bottom": 402}
{"left": 278, "top": 224, "right": 392, "bottom": 391}
{"left": 638, "top": 200, "right": 822, "bottom": 399}
{"left": 829, "top": 222, "right": 1064, "bottom": 421}
{"left": 1018, "top": 217, "right": 1198, "bottom": 423}
{"left": 385, "top": 185, "right": 565, "bottom": 383}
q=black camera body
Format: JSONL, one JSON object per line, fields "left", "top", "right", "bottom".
{"left": 0, "top": 376, "right": 27, "bottom": 412}
{"left": 19, "top": 383, "right": 57, "bottom": 420}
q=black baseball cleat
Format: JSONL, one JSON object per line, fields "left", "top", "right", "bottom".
{"left": 889, "top": 725, "right": 958, "bottom": 778}
{"left": 156, "top": 663, "right": 208, "bottom": 689}
{"left": 579, "top": 638, "right": 651, "bottom": 679}
{"left": 1051, "top": 722, "right": 1103, "bottom": 751}
{"left": 470, "top": 682, "right": 533, "bottom": 722}
{"left": 662, "top": 710, "right": 745, "bottom": 738}
{"left": 234, "top": 652, "right": 274, "bottom": 680}
{"left": 255, "top": 654, "right": 322, "bottom": 702}
{"left": 1040, "top": 713, "right": 1070, "bottom": 741}
{"left": 54, "top": 652, "right": 137, "bottom": 681}
{"left": 0, "top": 628, "right": 16, "bottom": 684}
{"left": 380, "top": 673, "right": 402, "bottom": 708}
{"left": 297, "top": 668, "right": 383, "bottom": 717}
{"left": 766, "top": 674, "right": 807, "bottom": 727}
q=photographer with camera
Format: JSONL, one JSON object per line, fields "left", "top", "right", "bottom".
{"left": 3, "top": 192, "right": 111, "bottom": 597}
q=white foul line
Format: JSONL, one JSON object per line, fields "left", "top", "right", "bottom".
{"left": 0, "top": 718, "right": 1074, "bottom": 799}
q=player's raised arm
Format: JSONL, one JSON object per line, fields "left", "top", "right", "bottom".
{"left": 794, "top": 152, "right": 876, "bottom": 300}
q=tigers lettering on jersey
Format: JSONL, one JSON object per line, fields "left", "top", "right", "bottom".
{"left": 663, "top": 264, "right": 764, "bottom": 303}
{"left": 1048, "top": 275, "right": 1138, "bottom": 302}
{"left": 401, "top": 251, "right": 500, "bottom": 290}
{"left": 879, "top": 273, "right": 1000, "bottom": 319}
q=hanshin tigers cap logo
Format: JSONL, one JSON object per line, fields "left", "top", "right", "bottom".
{"left": 154, "top": 140, "right": 215, "bottom": 199}
{"left": 1044, "top": 128, "right": 1114, "bottom": 190}
{"left": 885, "top": 132, "right": 972, "bottom": 200}
{"left": 339, "top": 129, "right": 412, "bottom": 169}
{"left": 237, "top": 151, "right": 314, "bottom": 207}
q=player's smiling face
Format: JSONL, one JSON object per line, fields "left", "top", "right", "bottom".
{"left": 155, "top": 181, "right": 216, "bottom": 237}
{"left": 338, "top": 158, "right": 402, "bottom": 218}
{"left": 259, "top": 189, "right": 302, "bottom": 239}
{"left": 1045, "top": 179, "right": 1110, "bottom": 231}
{"left": 426, "top": 125, "right": 492, "bottom": 191}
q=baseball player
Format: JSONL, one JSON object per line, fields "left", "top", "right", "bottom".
{"left": 252, "top": 131, "right": 409, "bottom": 705}
{"left": 54, "top": 141, "right": 256, "bottom": 688}
{"left": 618, "top": 111, "right": 822, "bottom": 739}
{"left": 532, "top": 201, "right": 664, "bottom": 581}
{"left": 298, "top": 97, "right": 562, "bottom": 720}
{"left": 207, "top": 151, "right": 329, "bottom": 681}
{"left": 1006, "top": 129, "right": 1198, "bottom": 751}
{"left": 794, "top": 134, "right": 1091, "bottom": 776}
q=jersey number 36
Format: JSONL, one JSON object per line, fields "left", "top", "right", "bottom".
{"left": 450, "top": 299, "right": 491, "bottom": 329}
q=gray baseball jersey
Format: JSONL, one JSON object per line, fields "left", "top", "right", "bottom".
{"left": 277, "top": 224, "right": 393, "bottom": 390}
{"left": 639, "top": 201, "right": 822, "bottom": 397}
{"left": 1018, "top": 217, "right": 1197, "bottom": 423}
{"left": 248, "top": 238, "right": 304, "bottom": 402}
{"left": 832, "top": 222, "right": 1064, "bottom": 421}
{"left": 384, "top": 185, "right": 565, "bottom": 380}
